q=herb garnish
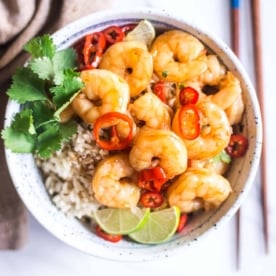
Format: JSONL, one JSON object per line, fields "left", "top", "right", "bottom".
{"left": 162, "top": 70, "right": 168, "bottom": 78}
{"left": 1, "top": 35, "right": 84, "bottom": 158}
{"left": 211, "top": 150, "right": 232, "bottom": 164}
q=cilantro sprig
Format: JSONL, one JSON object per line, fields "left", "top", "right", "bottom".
{"left": 1, "top": 35, "right": 83, "bottom": 158}
{"left": 211, "top": 150, "right": 232, "bottom": 164}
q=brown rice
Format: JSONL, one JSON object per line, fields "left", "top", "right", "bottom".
{"left": 35, "top": 123, "right": 108, "bottom": 219}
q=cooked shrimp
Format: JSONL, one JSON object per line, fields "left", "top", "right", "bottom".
{"left": 224, "top": 93, "right": 245, "bottom": 125}
{"left": 167, "top": 168, "right": 232, "bottom": 213}
{"left": 71, "top": 69, "right": 129, "bottom": 124}
{"left": 92, "top": 154, "right": 140, "bottom": 208}
{"left": 129, "top": 127, "right": 187, "bottom": 179}
{"left": 197, "top": 54, "right": 226, "bottom": 86}
{"left": 172, "top": 100, "right": 232, "bottom": 160}
{"left": 99, "top": 40, "right": 153, "bottom": 97}
{"left": 150, "top": 30, "right": 207, "bottom": 82}
{"left": 189, "top": 159, "right": 229, "bottom": 175}
{"left": 129, "top": 92, "right": 171, "bottom": 129}
{"left": 208, "top": 71, "right": 242, "bottom": 110}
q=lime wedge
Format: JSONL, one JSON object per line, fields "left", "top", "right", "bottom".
{"left": 128, "top": 206, "right": 180, "bottom": 244}
{"left": 125, "top": 19, "right": 156, "bottom": 48}
{"left": 94, "top": 207, "right": 150, "bottom": 235}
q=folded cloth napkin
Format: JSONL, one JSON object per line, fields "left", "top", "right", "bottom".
{"left": 0, "top": 0, "right": 113, "bottom": 250}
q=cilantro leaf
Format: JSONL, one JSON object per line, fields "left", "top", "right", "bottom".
{"left": 211, "top": 150, "right": 232, "bottom": 164}
{"left": 36, "top": 123, "right": 62, "bottom": 158}
{"left": 52, "top": 48, "right": 78, "bottom": 85}
{"left": 54, "top": 89, "right": 80, "bottom": 121}
{"left": 1, "top": 109, "right": 36, "bottom": 153}
{"left": 30, "top": 101, "right": 55, "bottom": 128}
{"left": 51, "top": 69, "right": 83, "bottom": 108}
{"left": 59, "top": 120, "right": 77, "bottom": 141}
{"left": 7, "top": 67, "right": 47, "bottom": 104}
{"left": 2, "top": 34, "right": 84, "bottom": 158}
{"left": 24, "top": 35, "right": 56, "bottom": 59}
{"left": 29, "top": 57, "right": 54, "bottom": 80}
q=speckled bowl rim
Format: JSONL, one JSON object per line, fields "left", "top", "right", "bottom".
{"left": 4, "top": 8, "right": 262, "bottom": 262}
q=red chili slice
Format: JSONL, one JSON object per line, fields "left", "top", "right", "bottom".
{"left": 153, "top": 81, "right": 167, "bottom": 103}
{"left": 120, "top": 23, "right": 137, "bottom": 34}
{"left": 138, "top": 166, "right": 168, "bottom": 192}
{"left": 179, "top": 87, "right": 199, "bottom": 105}
{"left": 225, "top": 134, "right": 249, "bottom": 158}
{"left": 72, "top": 38, "right": 85, "bottom": 68}
{"left": 177, "top": 214, "right": 188, "bottom": 233}
{"left": 178, "top": 104, "right": 200, "bottom": 140}
{"left": 95, "top": 225, "right": 122, "bottom": 243}
{"left": 83, "top": 32, "right": 106, "bottom": 69}
{"left": 139, "top": 192, "right": 164, "bottom": 209}
{"left": 103, "top": 26, "right": 124, "bottom": 44}
{"left": 93, "top": 112, "right": 134, "bottom": 151}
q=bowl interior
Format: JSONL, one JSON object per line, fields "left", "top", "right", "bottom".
{"left": 4, "top": 9, "right": 262, "bottom": 261}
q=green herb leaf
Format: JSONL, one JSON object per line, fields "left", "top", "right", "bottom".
{"left": 29, "top": 57, "right": 54, "bottom": 80}
{"left": 7, "top": 67, "right": 47, "bottom": 104}
{"left": 59, "top": 120, "right": 77, "bottom": 141}
{"left": 24, "top": 35, "right": 56, "bottom": 59}
{"left": 52, "top": 48, "right": 78, "bottom": 85}
{"left": 1, "top": 109, "right": 36, "bottom": 153}
{"left": 51, "top": 69, "right": 83, "bottom": 109}
{"left": 36, "top": 123, "right": 62, "bottom": 158}
{"left": 162, "top": 70, "right": 168, "bottom": 78}
{"left": 2, "top": 34, "right": 83, "bottom": 158}
{"left": 211, "top": 150, "right": 232, "bottom": 164}
{"left": 54, "top": 89, "right": 80, "bottom": 121}
{"left": 30, "top": 101, "right": 55, "bottom": 129}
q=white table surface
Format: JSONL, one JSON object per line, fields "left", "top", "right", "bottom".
{"left": 1, "top": 0, "right": 276, "bottom": 275}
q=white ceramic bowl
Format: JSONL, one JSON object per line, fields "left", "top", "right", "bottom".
{"left": 4, "top": 9, "right": 262, "bottom": 262}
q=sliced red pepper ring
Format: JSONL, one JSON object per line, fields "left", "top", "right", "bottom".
{"left": 139, "top": 191, "right": 164, "bottom": 209}
{"left": 138, "top": 166, "right": 168, "bottom": 192}
{"left": 120, "top": 23, "right": 137, "bottom": 34}
{"left": 178, "top": 104, "right": 200, "bottom": 140}
{"left": 103, "top": 26, "right": 124, "bottom": 44}
{"left": 95, "top": 225, "right": 122, "bottom": 243}
{"left": 72, "top": 38, "right": 85, "bottom": 68}
{"left": 83, "top": 32, "right": 106, "bottom": 68}
{"left": 225, "top": 134, "right": 249, "bottom": 158}
{"left": 177, "top": 214, "right": 188, "bottom": 233}
{"left": 93, "top": 112, "right": 134, "bottom": 151}
{"left": 179, "top": 86, "right": 199, "bottom": 105}
{"left": 153, "top": 81, "right": 167, "bottom": 103}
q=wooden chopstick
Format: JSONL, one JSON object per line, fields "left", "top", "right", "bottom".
{"left": 230, "top": 0, "right": 241, "bottom": 269}
{"left": 251, "top": 0, "right": 269, "bottom": 254}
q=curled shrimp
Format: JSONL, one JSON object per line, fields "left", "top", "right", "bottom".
{"left": 167, "top": 168, "right": 232, "bottom": 213}
{"left": 189, "top": 158, "right": 230, "bottom": 176}
{"left": 224, "top": 93, "right": 245, "bottom": 125}
{"left": 150, "top": 30, "right": 207, "bottom": 82}
{"left": 172, "top": 100, "right": 232, "bottom": 160}
{"left": 99, "top": 40, "right": 153, "bottom": 97}
{"left": 129, "top": 92, "right": 171, "bottom": 129}
{"left": 197, "top": 54, "right": 226, "bottom": 87}
{"left": 71, "top": 69, "right": 129, "bottom": 124}
{"left": 92, "top": 154, "right": 140, "bottom": 208}
{"left": 129, "top": 127, "right": 187, "bottom": 179}
{"left": 208, "top": 71, "right": 242, "bottom": 110}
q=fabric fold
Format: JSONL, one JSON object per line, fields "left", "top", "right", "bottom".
{"left": 0, "top": 0, "right": 113, "bottom": 250}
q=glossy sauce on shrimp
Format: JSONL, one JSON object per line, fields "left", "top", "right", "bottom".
{"left": 49, "top": 20, "right": 249, "bottom": 242}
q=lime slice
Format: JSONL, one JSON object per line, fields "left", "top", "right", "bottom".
{"left": 128, "top": 206, "right": 180, "bottom": 244}
{"left": 94, "top": 207, "right": 150, "bottom": 235}
{"left": 125, "top": 19, "right": 156, "bottom": 48}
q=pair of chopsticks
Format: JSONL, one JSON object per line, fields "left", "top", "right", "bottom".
{"left": 230, "top": 0, "right": 269, "bottom": 269}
